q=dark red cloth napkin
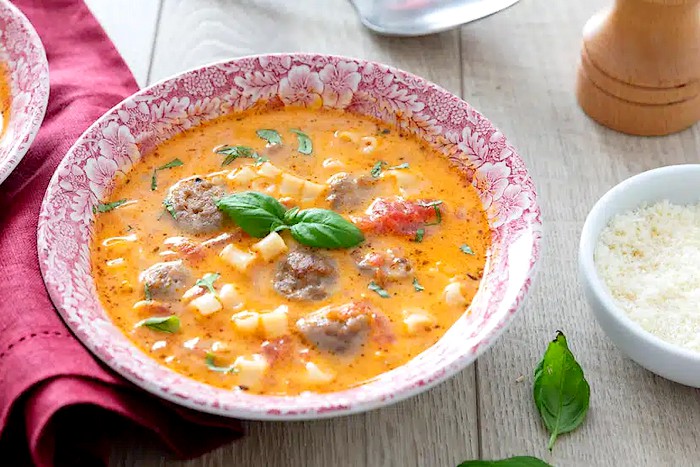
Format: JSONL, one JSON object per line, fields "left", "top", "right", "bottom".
{"left": 0, "top": 1, "right": 243, "bottom": 465}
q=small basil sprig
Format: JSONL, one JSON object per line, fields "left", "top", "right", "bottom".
{"left": 216, "top": 145, "right": 268, "bottom": 166}
{"left": 290, "top": 129, "right": 312, "bottom": 154}
{"left": 216, "top": 191, "right": 363, "bottom": 249}
{"left": 458, "top": 456, "right": 552, "bottom": 467}
{"left": 93, "top": 199, "right": 127, "bottom": 214}
{"left": 151, "top": 158, "right": 183, "bottom": 190}
{"left": 283, "top": 207, "right": 364, "bottom": 249}
{"left": 135, "top": 315, "right": 180, "bottom": 333}
{"left": 205, "top": 352, "right": 238, "bottom": 373}
{"left": 368, "top": 281, "right": 390, "bottom": 298}
{"left": 534, "top": 331, "right": 590, "bottom": 450}
{"left": 460, "top": 244, "right": 474, "bottom": 255}
{"left": 195, "top": 272, "right": 220, "bottom": 294}
{"left": 257, "top": 129, "right": 282, "bottom": 145}
{"left": 216, "top": 191, "right": 287, "bottom": 238}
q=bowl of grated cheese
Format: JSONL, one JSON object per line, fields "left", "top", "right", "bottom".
{"left": 579, "top": 164, "right": 700, "bottom": 388}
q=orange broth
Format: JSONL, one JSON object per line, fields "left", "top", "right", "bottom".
{"left": 91, "top": 107, "right": 490, "bottom": 395}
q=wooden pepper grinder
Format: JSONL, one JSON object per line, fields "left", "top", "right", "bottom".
{"left": 576, "top": 0, "right": 700, "bottom": 136}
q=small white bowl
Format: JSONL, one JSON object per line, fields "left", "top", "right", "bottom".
{"left": 579, "top": 164, "right": 700, "bottom": 388}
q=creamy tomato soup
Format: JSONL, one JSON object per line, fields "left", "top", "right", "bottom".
{"left": 92, "top": 107, "right": 490, "bottom": 395}
{"left": 0, "top": 64, "right": 10, "bottom": 136}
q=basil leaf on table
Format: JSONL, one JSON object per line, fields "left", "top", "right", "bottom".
{"left": 256, "top": 129, "right": 282, "bottom": 145}
{"left": 135, "top": 315, "right": 180, "bottom": 333}
{"left": 534, "top": 331, "right": 590, "bottom": 450}
{"left": 216, "top": 191, "right": 287, "bottom": 238}
{"left": 290, "top": 129, "right": 312, "bottom": 155}
{"left": 284, "top": 207, "right": 364, "bottom": 249}
{"left": 458, "top": 456, "right": 552, "bottom": 467}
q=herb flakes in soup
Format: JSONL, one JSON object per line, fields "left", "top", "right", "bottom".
{"left": 90, "top": 107, "right": 491, "bottom": 395}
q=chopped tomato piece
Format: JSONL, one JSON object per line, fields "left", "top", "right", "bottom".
{"left": 353, "top": 197, "right": 442, "bottom": 236}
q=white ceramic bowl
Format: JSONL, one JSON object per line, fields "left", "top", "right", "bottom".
{"left": 38, "top": 54, "right": 542, "bottom": 419}
{"left": 579, "top": 164, "right": 700, "bottom": 387}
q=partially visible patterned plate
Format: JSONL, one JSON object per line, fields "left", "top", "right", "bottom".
{"left": 38, "top": 54, "right": 542, "bottom": 420}
{"left": 0, "top": 0, "right": 49, "bottom": 185}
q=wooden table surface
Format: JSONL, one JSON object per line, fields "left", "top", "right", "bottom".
{"left": 82, "top": 1, "right": 700, "bottom": 465}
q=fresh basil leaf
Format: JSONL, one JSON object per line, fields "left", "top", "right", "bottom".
{"left": 534, "top": 331, "right": 590, "bottom": 450}
{"left": 151, "top": 169, "right": 158, "bottom": 191}
{"left": 135, "top": 315, "right": 180, "bottom": 333}
{"left": 371, "top": 160, "right": 387, "bottom": 178}
{"left": 151, "top": 159, "right": 183, "bottom": 191}
{"left": 195, "top": 272, "right": 220, "bottom": 295}
{"left": 458, "top": 456, "right": 552, "bottom": 467}
{"left": 256, "top": 129, "right": 282, "bottom": 145}
{"left": 205, "top": 352, "right": 238, "bottom": 373}
{"left": 368, "top": 281, "right": 390, "bottom": 298}
{"left": 285, "top": 208, "right": 364, "bottom": 249}
{"left": 414, "top": 228, "right": 425, "bottom": 243}
{"left": 216, "top": 145, "right": 268, "bottom": 166}
{"left": 290, "top": 129, "right": 312, "bottom": 155}
{"left": 144, "top": 283, "right": 152, "bottom": 301}
{"left": 412, "top": 278, "right": 424, "bottom": 292}
{"left": 389, "top": 162, "right": 409, "bottom": 170}
{"left": 163, "top": 198, "right": 177, "bottom": 219}
{"left": 216, "top": 191, "right": 287, "bottom": 238}
{"left": 460, "top": 244, "right": 475, "bottom": 255}
{"left": 420, "top": 200, "right": 443, "bottom": 226}
{"left": 94, "top": 199, "right": 127, "bottom": 214}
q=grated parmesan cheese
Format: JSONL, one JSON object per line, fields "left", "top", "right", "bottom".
{"left": 595, "top": 200, "right": 700, "bottom": 351}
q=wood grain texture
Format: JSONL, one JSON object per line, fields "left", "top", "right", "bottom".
{"left": 84, "top": 0, "right": 162, "bottom": 87}
{"left": 460, "top": 0, "right": 700, "bottom": 465}
{"left": 111, "top": 1, "right": 477, "bottom": 465}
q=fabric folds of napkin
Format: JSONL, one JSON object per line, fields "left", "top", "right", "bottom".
{"left": 0, "top": 1, "right": 243, "bottom": 465}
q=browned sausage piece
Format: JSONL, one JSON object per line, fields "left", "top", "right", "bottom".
{"left": 139, "top": 260, "right": 192, "bottom": 300}
{"left": 165, "top": 176, "right": 226, "bottom": 234}
{"left": 273, "top": 248, "right": 338, "bottom": 301}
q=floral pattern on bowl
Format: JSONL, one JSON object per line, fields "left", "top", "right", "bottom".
{"left": 38, "top": 54, "right": 542, "bottom": 420}
{"left": 0, "top": 0, "right": 49, "bottom": 185}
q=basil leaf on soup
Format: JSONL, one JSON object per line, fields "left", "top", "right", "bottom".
{"left": 135, "top": 315, "right": 180, "bottom": 333}
{"left": 290, "top": 129, "right": 312, "bottom": 155}
{"left": 195, "top": 272, "right": 220, "bottom": 295}
{"left": 94, "top": 199, "right": 127, "bottom": 214}
{"left": 368, "top": 281, "right": 390, "bottom": 298}
{"left": 412, "top": 278, "right": 424, "bottom": 292}
{"left": 151, "top": 158, "right": 184, "bottom": 191}
{"left": 458, "top": 457, "right": 552, "bottom": 467}
{"left": 460, "top": 244, "right": 474, "bottom": 255}
{"left": 284, "top": 208, "right": 364, "bottom": 249}
{"left": 256, "top": 129, "right": 282, "bottom": 145}
{"left": 216, "top": 145, "right": 268, "bottom": 166}
{"left": 205, "top": 352, "right": 238, "bottom": 373}
{"left": 534, "top": 331, "right": 590, "bottom": 450}
{"left": 388, "top": 162, "right": 409, "bottom": 170}
{"left": 163, "top": 198, "right": 177, "bottom": 219}
{"left": 371, "top": 160, "right": 387, "bottom": 178}
{"left": 216, "top": 191, "right": 287, "bottom": 238}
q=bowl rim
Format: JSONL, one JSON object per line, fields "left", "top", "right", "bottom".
{"left": 38, "top": 52, "right": 543, "bottom": 419}
{"left": 579, "top": 163, "right": 700, "bottom": 364}
{"left": 0, "top": 0, "right": 50, "bottom": 185}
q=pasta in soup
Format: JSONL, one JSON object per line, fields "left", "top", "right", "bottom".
{"left": 91, "top": 107, "right": 490, "bottom": 395}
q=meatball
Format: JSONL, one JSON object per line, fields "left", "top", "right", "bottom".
{"left": 165, "top": 176, "right": 226, "bottom": 234}
{"left": 326, "top": 172, "right": 377, "bottom": 211}
{"left": 139, "top": 260, "right": 192, "bottom": 300}
{"left": 273, "top": 249, "right": 338, "bottom": 301}
{"left": 296, "top": 302, "right": 372, "bottom": 355}
{"left": 356, "top": 249, "right": 413, "bottom": 282}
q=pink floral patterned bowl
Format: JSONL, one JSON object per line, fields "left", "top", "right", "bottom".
{"left": 38, "top": 54, "right": 542, "bottom": 420}
{"left": 0, "top": 0, "right": 49, "bottom": 185}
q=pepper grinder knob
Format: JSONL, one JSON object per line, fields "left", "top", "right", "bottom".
{"left": 576, "top": 0, "right": 700, "bottom": 136}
